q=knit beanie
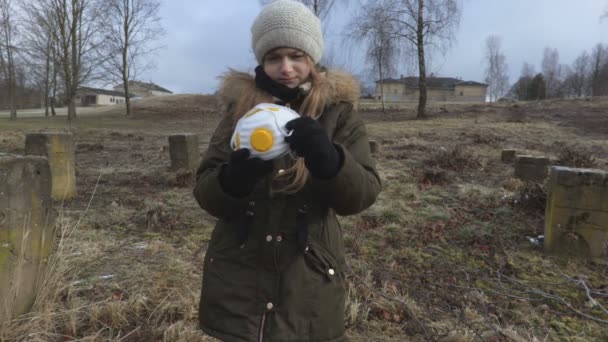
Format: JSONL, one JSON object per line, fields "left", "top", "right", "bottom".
{"left": 251, "top": 0, "right": 324, "bottom": 65}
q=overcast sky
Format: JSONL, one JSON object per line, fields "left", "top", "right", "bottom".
{"left": 143, "top": 0, "right": 608, "bottom": 94}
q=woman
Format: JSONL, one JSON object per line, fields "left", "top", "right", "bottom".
{"left": 193, "top": 1, "right": 381, "bottom": 341}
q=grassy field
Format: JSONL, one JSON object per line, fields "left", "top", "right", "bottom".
{"left": 1, "top": 95, "right": 608, "bottom": 341}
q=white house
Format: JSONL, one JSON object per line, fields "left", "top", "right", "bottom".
{"left": 375, "top": 76, "right": 488, "bottom": 102}
{"left": 113, "top": 81, "right": 173, "bottom": 98}
{"left": 75, "top": 87, "right": 135, "bottom": 106}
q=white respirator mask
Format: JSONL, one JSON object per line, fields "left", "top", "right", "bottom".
{"left": 230, "top": 103, "right": 301, "bottom": 161}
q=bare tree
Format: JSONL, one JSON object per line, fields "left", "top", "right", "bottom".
{"left": 483, "top": 35, "right": 509, "bottom": 102}
{"left": 346, "top": 2, "right": 401, "bottom": 113}
{"left": 521, "top": 62, "right": 534, "bottom": 78}
{"left": 0, "top": 0, "right": 18, "bottom": 120}
{"left": 369, "top": 0, "right": 461, "bottom": 118}
{"left": 30, "top": 0, "right": 107, "bottom": 121}
{"left": 590, "top": 43, "right": 607, "bottom": 97}
{"left": 509, "top": 62, "right": 534, "bottom": 100}
{"left": 100, "top": 0, "right": 163, "bottom": 116}
{"left": 21, "top": 2, "right": 60, "bottom": 116}
{"left": 564, "top": 51, "right": 590, "bottom": 97}
{"left": 541, "top": 47, "right": 563, "bottom": 98}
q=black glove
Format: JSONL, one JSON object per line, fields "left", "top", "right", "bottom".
{"left": 285, "top": 117, "right": 342, "bottom": 179}
{"left": 219, "top": 149, "right": 274, "bottom": 197}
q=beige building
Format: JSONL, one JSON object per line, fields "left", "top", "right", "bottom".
{"left": 113, "top": 81, "right": 173, "bottom": 98}
{"left": 75, "top": 87, "right": 134, "bottom": 106}
{"left": 375, "top": 76, "right": 488, "bottom": 102}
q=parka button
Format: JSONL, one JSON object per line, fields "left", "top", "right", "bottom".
{"left": 328, "top": 268, "right": 335, "bottom": 276}
{"left": 266, "top": 302, "right": 274, "bottom": 310}
{"left": 276, "top": 235, "right": 283, "bottom": 242}
{"left": 266, "top": 235, "right": 273, "bottom": 242}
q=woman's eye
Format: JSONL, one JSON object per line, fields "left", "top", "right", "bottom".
{"left": 292, "top": 54, "right": 305, "bottom": 60}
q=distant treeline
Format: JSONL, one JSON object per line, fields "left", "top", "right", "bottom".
{"left": 508, "top": 44, "right": 608, "bottom": 101}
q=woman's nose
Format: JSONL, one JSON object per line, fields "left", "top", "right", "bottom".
{"left": 279, "top": 58, "right": 293, "bottom": 73}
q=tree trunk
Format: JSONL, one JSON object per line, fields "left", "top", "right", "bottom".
{"left": 380, "top": 80, "right": 386, "bottom": 114}
{"left": 123, "top": 1, "right": 131, "bottom": 115}
{"left": 44, "top": 38, "right": 51, "bottom": 117}
{"left": 8, "top": 57, "right": 16, "bottom": 120}
{"left": 378, "top": 57, "right": 386, "bottom": 114}
{"left": 68, "top": 0, "right": 78, "bottom": 121}
{"left": 68, "top": 97, "right": 76, "bottom": 119}
{"left": 51, "top": 59, "right": 58, "bottom": 116}
{"left": 416, "top": 0, "right": 427, "bottom": 119}
{"left": 124, "top": 81, "right": 131, "bottom": 115}
{"left": 8, "top": 58, "right": 15, "bottom": 120}
{"left": 62, "top": 26, "right": 73, "bottom": 121}
{"left": 3, "top": 11, "right": 16, "bottom": 120}
{"left": 8, "top": 74, "right": 15, "bottom": 120}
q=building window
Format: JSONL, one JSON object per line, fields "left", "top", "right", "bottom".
{"left": 460, "top": 91, "right": 463, "bottom": 96}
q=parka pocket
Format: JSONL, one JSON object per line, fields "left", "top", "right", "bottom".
{"left": 303, "top": 239, "right": 345, "bottom": 284}
{"left": 199, "top": 249, "right": 257, "bottom": 333}
{"left": 301, "top": 239, "right": 347, "bottom": 340}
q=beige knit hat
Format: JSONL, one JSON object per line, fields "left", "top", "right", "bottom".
{"left": 251, "top": 0, "right": 324, "bottom": 65}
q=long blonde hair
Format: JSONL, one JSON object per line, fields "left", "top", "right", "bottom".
{"left": 232, "top": 57, "right": 328, "bottom": 194}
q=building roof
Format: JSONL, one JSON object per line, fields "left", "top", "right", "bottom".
{"left": 116, "top": 80, "right": 173, "bottom": 93}
{"left": 455, "top": 80, "right": 487, "bottom": 87}
{"left": 77, "top": 86, "right": 136, "bottom": 98}
{"left": 379, "top": 76, "right": 487, "bottom": 89}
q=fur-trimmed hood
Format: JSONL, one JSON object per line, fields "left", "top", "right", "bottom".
{"left": 216, "top": 69, "right": 361, "bottom": 111}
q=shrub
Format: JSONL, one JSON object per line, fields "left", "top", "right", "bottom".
{"left": 554, "top": 143, "right": 597, "bottom": 168}
{"left": 510, "top": 182, "right": 547, "bottom": 215}
{"left": 424, "top": 146, "right": 482, "bottom": 172}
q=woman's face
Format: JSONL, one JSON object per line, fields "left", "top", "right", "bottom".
{"left": 263, "top": 48, "right": 312, "bottom": 88}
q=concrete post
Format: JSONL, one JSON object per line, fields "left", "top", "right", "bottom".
{"left": 369, "top": 140, "right": 379, "bottom": 154}
{"left": 0, "top": 154, "right": 53, "bottom": 324}
{"left": 514, "top": 155, "right": 551, "bottom": 182}
{"left": 545, "top": 166, "right": 608, "bottom": 257}
{"left": 25, "top": 132, "right": 76, "bottom": 200}
{"left": 501, "top": 149, "right": 517, "bottom": 164}
{"left": 168, "top": 134, "right": 199, "bottom": 171}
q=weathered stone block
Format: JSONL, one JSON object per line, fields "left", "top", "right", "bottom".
{"left": 25, "top": 132, "right": 76, "bottom": 200}
{"left": 545, "top": 166, "right": 608, "bottom": 257}
{"left": 369, "top": 140, "right": 379, "bottom": 154}
{"left": 501, "top": 149, "right": 517, "bottom": 163}
{"left": 169, "top": 134, "right": 199, "bottom": 171}
{"left": 514, "top": 155, "right": 551, "bottom": 182}
{"left": 0, "top": 154, "right": 53, "bottom": 324}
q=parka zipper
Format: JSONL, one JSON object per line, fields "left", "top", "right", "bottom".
{"left": 258, "top": 312, "right": 267, "bottom": 342}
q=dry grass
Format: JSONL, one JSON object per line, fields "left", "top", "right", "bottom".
{"left": 1, "top": 96, "right": 608, "bottom": 341}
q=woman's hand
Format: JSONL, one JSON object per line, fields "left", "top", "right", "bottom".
{"left": 219, "top": 149, "right": 274, "bottom": 197}
{"left": 285, "top": 117, "right": 342, "bottom": 179}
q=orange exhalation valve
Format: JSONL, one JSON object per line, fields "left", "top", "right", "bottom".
{"left": 250, "top": 128, "right": 274, "bottom": 152}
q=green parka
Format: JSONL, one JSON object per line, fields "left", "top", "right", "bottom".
{"left": 193, "top": 69, "right": 382, "bottom": 342}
